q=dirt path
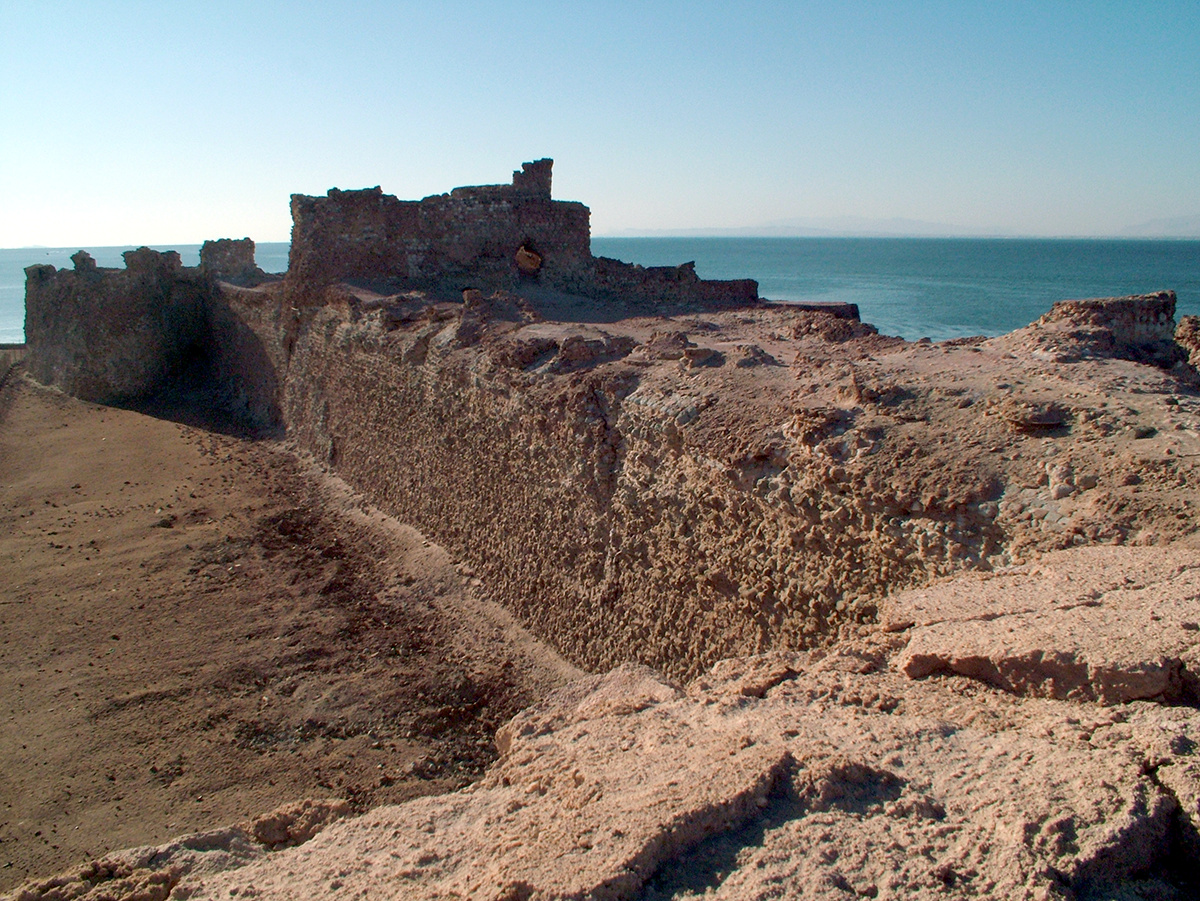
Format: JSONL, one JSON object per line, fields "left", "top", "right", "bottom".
{"left": 0, "top": 375, "right": 581, "bottom": 891}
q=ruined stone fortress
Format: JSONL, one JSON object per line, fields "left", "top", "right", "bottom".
{"left": 19, "top": 160, "right": 1198, "bottom": 681}
{"left": 285, "top": 158, "right": 758, "bottom": 304}
{"left": 12, "top": 161, "right": 1200, "bottom": 899}
{"left": 22, "top": 159, "right": 759, "bottom": 407}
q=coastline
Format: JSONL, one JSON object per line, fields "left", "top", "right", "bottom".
{"left": 4, "top": 237, "right": 1200, "bottom": 345}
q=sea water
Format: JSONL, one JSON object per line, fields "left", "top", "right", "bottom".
{"left": 592, "top": 237, "right": 1200, "bottom": 342}
{"left": 1, "top": 239, "right": 1197, "bottom": 345}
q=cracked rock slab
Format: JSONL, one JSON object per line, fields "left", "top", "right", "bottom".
{"left": 159, "top": 639, "right": 1196, "bottom": 900}
{"left": 889, "top": 544, "right": 1200, "bottom": 704}
{"left": 14, "top": 631, "right": 1200, "bottom": 901}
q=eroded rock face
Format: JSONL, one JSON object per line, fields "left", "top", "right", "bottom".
{"left": 247, "top": 286, "right": 1200, "bottom": 683}
{"left": 889, "top": 543, "right": 1200, "bottom": 704}
{"left": 1177, "top": 315, "right": 1200, "bottom": 369}
{"left": 996, "top": 291, "right": 1187, "bottom": 367}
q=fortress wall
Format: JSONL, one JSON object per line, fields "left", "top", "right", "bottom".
{"left": 18, "top": 161, "right": 1061, "bottom": 679}
{"left": 22, "top": 248, "right": 213, "bottom": 403}
{"left": 285, "top": 160, "right": 593, "bottom": 297}
{"left": 200, "top": 238, "right": 265, "bottom": 284}
{"left": 262, "top": 299, "right": 996, "bottom": 680}
{"left": 205, "top": 283, "right": 291, "bottom": 429}
{"left": 284, "top": 160, "right": 756, "bottom": 307}
{"left": 23, "top": 252, "right": 1191, "bottom": 680}
{"left": 567, "top": 256, "right": 759, "bottom": 307}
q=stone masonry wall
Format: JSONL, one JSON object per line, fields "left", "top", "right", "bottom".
{"left": 285, "top": 160, "right": 758, "bottom": 307}
{"left": 221, "top": 285, "right": 1196, "bottom": 681}
{"left": 24, "top": 240, "right": 1196, "bottom": 681}
{"left": 253, "top": 294, "right": 997, "bottom": 681}
{"left": 565, "top": 257, "right": 759, "bottom": 307}
{"left": 23, "top": 248, "right": 213, "bottom": 403}
{"left": 285, "top": 160, "right": 592, "bottom": 297}
{"left": 35, "top": 168, "right": 1197, "bottom": 682}
{"left": 200, "top": 238, "right": 266, "bottom": 285}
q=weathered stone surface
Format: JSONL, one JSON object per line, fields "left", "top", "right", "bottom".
{"left": 995, "top": 291, "right": 1187, "bottom": 367}
{"left": 889, "top": 544, "right": 1200, "bottom": 704}
{"left": 249, "top": 798, "right": 351, "bottom": 850}
{"left": 22, "top": 247, "right": 211, "bottom": 403}
{"left": 199, "top": 238, "right": 265, "bottom": 285}
{"left": 998, "top": 396, "right": 1072, "bottom": 432}
{"left": 1177, "top": 314, "right": 1200, "bottom": 369}
{"left": 63, "top": 610, "right": 1196, "bottom": 901}
{"left": 251, "top": 285, "right": 1200, "bottom": 683}
{"left": 5, "top": 827, "right": 265, "bottom": 901}
{"left": 284, "top": 160, "right": 759, "bottom": 307}
{"left": 283, "top": 160, "right": 593, "bottom": 297}
{"left": 576, "top": 257, "right": 758, "bottom": 308}
{"left": 180, "top": 665, "right": 793, "bottom": 900}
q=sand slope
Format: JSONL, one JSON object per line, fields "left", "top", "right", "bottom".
{"left": 0, "top": 376, "right": 580, "bottom": 892}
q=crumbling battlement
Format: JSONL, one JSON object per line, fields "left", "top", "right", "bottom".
{"left": 286, "top": 160, "right": 591, "bottom": 296}
{"left": 23, "top": 248, "right": 214, "bottom": 403}
{"left": 22, "top": 245, "right": 283, "bottom": 422}
{"left": 18, "top": 160, "right": 761, "bottom": 413}
{"left": 285, "top": 159, "right": 759, "bottom": 307}
{"left": 285, "top": 160, "right": 585, "bottom": 294}
{"left": 200, "top": 237, "right": 266, "bottom": 285}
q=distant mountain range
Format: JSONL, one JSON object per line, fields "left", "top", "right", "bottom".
{"left": 1117, "top": 215, "right": 1200, "bottom": 238}
{"left": 602, "top": 214, "right": 1200, "bottom": 239}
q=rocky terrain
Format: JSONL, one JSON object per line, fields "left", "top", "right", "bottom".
{"left": 5, "top": 162, "right": 1199, "bottom": 898}
{"left": 6, "top": 289, "right": 1200, "bottom": 899}
{"left": 7, "top": 544, "right": 1199, "bottom": 899}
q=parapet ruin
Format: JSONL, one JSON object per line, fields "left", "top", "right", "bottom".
{"left": 22, "top": 247, "right": 212, "bottom": 403}
{"left": 285, "top": 159, "right": 759, "bottom": 305}
{"left": 21, "top": 160, "right": 763, "bottom": 407}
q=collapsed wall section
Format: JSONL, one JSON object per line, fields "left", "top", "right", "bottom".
{"left": 557, "top": 257, "right": 759, "bottom": 306}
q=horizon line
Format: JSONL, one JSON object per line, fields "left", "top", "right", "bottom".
{"left": 594, "top": 231, "right": 1200, "bottom": 240}
{"left": 6, "top": 233, "right": 1200, "bottom": 252}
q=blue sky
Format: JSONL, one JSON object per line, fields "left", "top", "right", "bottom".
{"left": 2, "top": 1, "right": 1198, "bottom": 245}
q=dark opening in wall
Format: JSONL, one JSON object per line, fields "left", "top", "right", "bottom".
{"left": 515, "top": 242, "right": 542, "bottom": 280}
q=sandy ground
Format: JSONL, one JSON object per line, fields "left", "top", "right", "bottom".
{"left": 0, "top": 372, "right": 581, "bottom": 892}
